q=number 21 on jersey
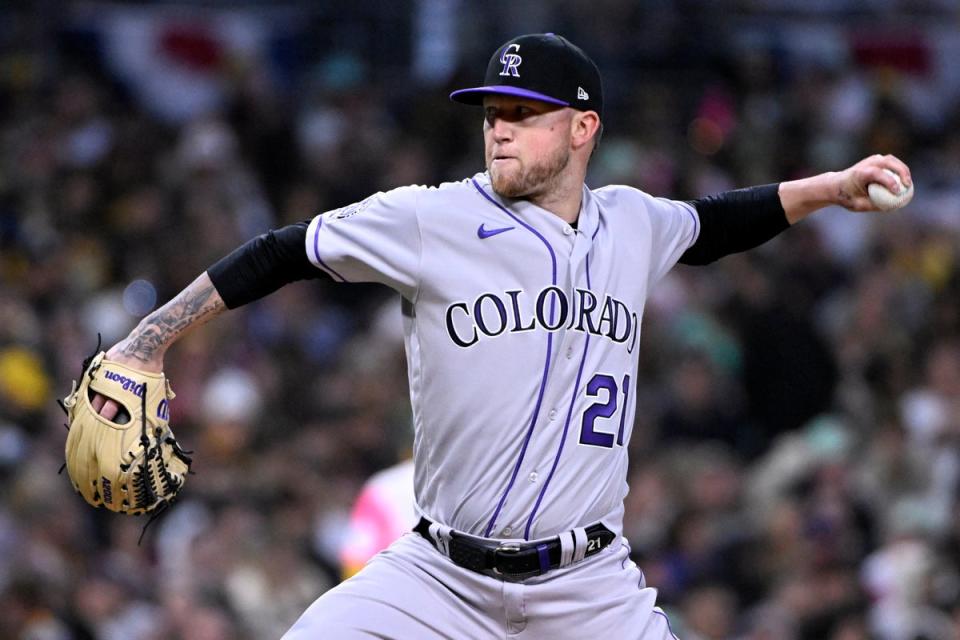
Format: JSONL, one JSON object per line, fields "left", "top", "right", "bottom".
{"left": 579, "top": 373, "right": 631, "bottom": 448}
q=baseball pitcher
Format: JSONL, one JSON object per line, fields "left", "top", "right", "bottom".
{"left": 64, "top": 33, "right": 913, "bottom": 638}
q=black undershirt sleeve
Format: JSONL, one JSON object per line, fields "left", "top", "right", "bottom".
{"left": 206, "top": 221, "right": 323, "bottom": 309}
{"left": 679, "top": 183, "right": 790, "bottom": 266}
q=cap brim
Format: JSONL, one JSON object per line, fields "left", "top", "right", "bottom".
{"left": 450, "top": 85, "right": 570, "bottom": 107}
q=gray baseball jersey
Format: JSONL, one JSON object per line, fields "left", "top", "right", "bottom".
{"left": 304, "top": 171, "right": 698, "bottom": 541}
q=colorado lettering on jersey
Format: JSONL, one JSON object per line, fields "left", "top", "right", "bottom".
{"left": 445, "top": 287, "right": 640, "bottom": 352}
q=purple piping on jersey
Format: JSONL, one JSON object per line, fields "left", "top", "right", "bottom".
{"left": 471, "top": 178, "right": 558, "bottom": 538}
{"left": 654, "top": 608, "right": 680, "bottom": 640}
{"left": 311, "top": 217, "right": 348, "bottom": 282}
{"left": 524, "top": 224, "right": 602, "bottom": 540}
{"left": 536, "top": 543, "right": 551, "bottom": 573}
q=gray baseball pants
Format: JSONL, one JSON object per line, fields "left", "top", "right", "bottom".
{"left": 282, "top": 532, "right": 678, "bottom": 639}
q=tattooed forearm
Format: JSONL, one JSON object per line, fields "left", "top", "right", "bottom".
{"left": 119, "top": 272, "right": 226, "bottom": 363}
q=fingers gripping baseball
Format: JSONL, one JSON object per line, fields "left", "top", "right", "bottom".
{"left": 838, "top": 154, "right": 913, "bottom": 212}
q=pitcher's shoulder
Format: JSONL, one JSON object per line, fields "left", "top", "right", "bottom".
{"left": 592, "top": 185, "right": 662, "bottom": 221}
{"left": 592, "top": 183, "right": 656, "bottom": 207}
{"left": 364, "top": 177, "right": 476, "bottom": 211}
{"left": 414, "top": 174, "right": 489, "bottom": 210}
{"left": 434, "top": 174, "right": 486, "bottom": 194}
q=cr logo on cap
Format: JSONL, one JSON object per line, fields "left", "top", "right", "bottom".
{"left": 499, "top": 44, "right": 522, "bottom": 77}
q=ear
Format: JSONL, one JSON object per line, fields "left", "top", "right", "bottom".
{"left": 570, "top": 111, "right": 601, "bottom": 151}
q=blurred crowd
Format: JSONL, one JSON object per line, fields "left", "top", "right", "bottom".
{"left": 1, "top": 2, "right": 960, "bottom": 639}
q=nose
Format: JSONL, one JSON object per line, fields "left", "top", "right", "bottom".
{"left": 489, "top": 115, "right": 513, "bottom": 142}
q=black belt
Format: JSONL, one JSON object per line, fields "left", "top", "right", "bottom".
{"left": 414, "top": 517, "right": 615, "bottom": 581}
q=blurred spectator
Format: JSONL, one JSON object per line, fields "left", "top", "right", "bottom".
{"left": 339, "top": 457, "right": 416, "bottom": 579}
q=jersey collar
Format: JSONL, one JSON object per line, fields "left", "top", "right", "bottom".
{"left": 474, "top": 172, "right": 599, "bottom": 241}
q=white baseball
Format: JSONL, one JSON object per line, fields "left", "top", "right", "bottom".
{"left": 867, "top": 168, "right": 914, "bottom": 212}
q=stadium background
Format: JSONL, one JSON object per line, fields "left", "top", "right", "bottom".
{"left": 1, "top": 1, "right": 959, "bottom": 638}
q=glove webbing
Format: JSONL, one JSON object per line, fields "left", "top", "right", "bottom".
{"left": 124, "top": 380, "right": 194, "bottom": 545}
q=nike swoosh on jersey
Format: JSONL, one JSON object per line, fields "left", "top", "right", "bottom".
{"left": 477, "top": 224, "right": 515, "bottom": 239}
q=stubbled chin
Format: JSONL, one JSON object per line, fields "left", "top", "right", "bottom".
{"left": 490, "top": 167, "right": 523, "bottom": 198}
{"left": 491, "top": 176, "right": 521, "bottom": 198}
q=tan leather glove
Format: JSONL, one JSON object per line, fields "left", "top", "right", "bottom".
{"left": 62, "top": 352, "right": 191, "bottom": 514}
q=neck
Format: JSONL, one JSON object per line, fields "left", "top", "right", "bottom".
{"left": 527, "top": 170, "right": 585, "bottom": 224}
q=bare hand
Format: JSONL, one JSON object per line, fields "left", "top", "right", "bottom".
{"left": 836, "top": 154, "right": 912, "bottom": 212}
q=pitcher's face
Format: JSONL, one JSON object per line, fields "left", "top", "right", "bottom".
{"left": 483, "top": 96, "right": 573, "bottom": 200}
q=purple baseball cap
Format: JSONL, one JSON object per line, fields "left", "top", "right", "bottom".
{"left": 450, "top": 33, "right": 603, "bottom": 118}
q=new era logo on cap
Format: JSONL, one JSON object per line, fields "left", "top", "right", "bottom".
{"left": 450, "top": 33, "right": 603, "bottom": 119}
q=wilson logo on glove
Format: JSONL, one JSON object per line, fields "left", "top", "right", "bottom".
{"left": 103, "top": 370, "right": 147, "bottom": 397}
{"left": 157, "top": 399, "right": 170, "bottom": 421}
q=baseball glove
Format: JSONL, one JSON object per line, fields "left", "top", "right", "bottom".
{"left": 62, "top": 351, "right": 192, "bottom": 515}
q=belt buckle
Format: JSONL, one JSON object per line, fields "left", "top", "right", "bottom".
{"left": 492, "top": 542, "right": 539, "bottom": 581}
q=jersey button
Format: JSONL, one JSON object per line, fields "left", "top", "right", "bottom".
{"left": 566, "top": 346, "right": 574, "bottom": 359}
{"left": 528, "top": 472, "right": 538, "bottom": 483}
{"left": 563, "top": 225, "right": 574, "bottom": 236}
{"left": 502, "top": 527, "right": 513, "bottom": 536}
{"left": 548, "top": 409, "right": 557, "bottom": 420}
